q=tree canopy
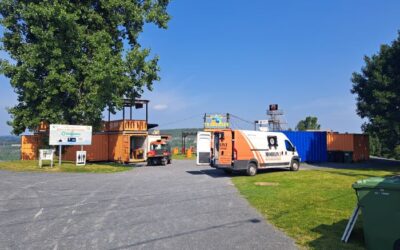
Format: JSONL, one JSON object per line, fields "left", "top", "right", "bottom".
{"left": 295, "top": 116, "right": 321, "bottom": 131}
{"left": 351, "top": 32, "right": 400, "bottom": 158}
{"left": 0, "top": 0, "right": 170, "bottom": 134}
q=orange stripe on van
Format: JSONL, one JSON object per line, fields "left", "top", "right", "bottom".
{"left": 236, "top": 131, "right": 264, "bottom": 164}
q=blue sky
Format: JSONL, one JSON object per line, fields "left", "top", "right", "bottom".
{"left": 1, "top": 0, "right": 400, "bottom": 135}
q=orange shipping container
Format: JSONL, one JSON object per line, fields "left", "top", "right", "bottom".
{"left": 327, "top": 132, "right": 369, "bottom": 162}
{"left": 353, "top": 134, "right": 369, "bottom": 162}
{"left": 327, "top": 133, "right": 354, "bottom": 151}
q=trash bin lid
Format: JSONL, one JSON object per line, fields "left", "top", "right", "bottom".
{"left": 353, "top": 176, "right": 400, "bottom": 190}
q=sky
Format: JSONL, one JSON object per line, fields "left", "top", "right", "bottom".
{"left": 1, "top": 0, "right": 400, "bottom": 135}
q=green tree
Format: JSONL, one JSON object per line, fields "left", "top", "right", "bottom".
{"left": 295, "top": 116, "right": 321, "bottom": 131}
{"left": 0, "top": 0, "right": 170, "bottom": 134}
{"left": 351, "top": 32, "right": 400, "bottom": 159}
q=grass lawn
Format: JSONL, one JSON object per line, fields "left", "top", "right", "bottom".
{"left": 172, "top": 153, "right": 196, "bottom": 160}
{"left": 232, "top": 166, "right": 400, "bottom": 249}
{"left": 0, "top": 160, "right": 133, "bottom": 173}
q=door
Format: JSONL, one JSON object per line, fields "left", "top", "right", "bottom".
{"left": 283, "top": 139, "right": 296, "bottom": 166}
{"left": 216, "top": 131, "right": 233, "bottom": 166}
{"left": 196, "top": 132, "right": 211, "bottom": 165}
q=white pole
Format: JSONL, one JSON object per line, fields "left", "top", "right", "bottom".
{"left": 59, "top": 144, "right": 62, "bottom": 166}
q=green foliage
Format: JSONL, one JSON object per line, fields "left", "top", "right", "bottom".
{"left": 295, "top": 116, "right": 321, "bottom": 131}
{"left": 351, "top": 32, "right": 400, "bottom": 159}
{"left": 0, "top": 0, "right": 170, "bottom": 134}
{"left": 369, "top": 134, "right": 382, "bottom": 156}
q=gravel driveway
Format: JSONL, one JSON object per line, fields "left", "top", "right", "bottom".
{"left": 0, "top": 160, "right": 296, "bottom": 250}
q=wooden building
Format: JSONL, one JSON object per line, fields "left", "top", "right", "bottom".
{"left": 21, "top": 99, "right": 159, "bottom": 163}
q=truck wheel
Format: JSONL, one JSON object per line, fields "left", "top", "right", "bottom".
{"left": 147, "top": 160, "right": 152, "bottom": 166}
{"left": 167, "top": 158, "right": 172, "bottom": 164}
{"left": 161, "top": 158, "right": 167, "bottom": 166}
{"left": 246, "top": 163, "right": 257, "bottom": 176}
{"left": 290, "top": 160, "right": 300, "bottom": 171}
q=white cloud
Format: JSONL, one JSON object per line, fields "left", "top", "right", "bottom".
{"left": 153, "top": 104, "right": 168, "bottom": 111}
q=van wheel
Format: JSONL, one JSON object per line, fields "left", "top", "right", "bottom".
{"left": 246, "top": 163, "right": 257, "bottom": 176}
{"left": 290, "top": 160, "right": 300, "bottom": 171}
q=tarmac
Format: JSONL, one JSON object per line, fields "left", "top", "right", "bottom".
{"left": 0, "top": 160, "right": 297, "bottom": 250}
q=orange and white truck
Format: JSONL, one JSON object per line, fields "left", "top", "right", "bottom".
{"left": 197, "top": 129, "right": 300, "bottom": 176}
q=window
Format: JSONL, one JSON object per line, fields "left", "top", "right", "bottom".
{"left": 285, "top": 140, "right": 294, "bottom": 151}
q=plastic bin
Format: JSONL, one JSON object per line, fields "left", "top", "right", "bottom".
{"left": 352, "top": 176, "right": 400, "bottom": 250}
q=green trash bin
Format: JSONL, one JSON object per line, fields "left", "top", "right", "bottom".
{"left": 353, "top": 176, "right": 400, "bottom": 250}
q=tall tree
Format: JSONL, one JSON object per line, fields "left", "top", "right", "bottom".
{"left": 351, "top": 32, "right": 400, "bottom": 159}
{"left": 295, "top": 116, "right": 321, "bottom": 131}
{"left": 0, "top": 0, "right": 170, "bottom": 134}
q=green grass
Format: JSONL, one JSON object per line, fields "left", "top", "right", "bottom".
{"left": 232, "top": 167, "right": 400, "bottom": 249}
{"left": 0, "top": 160, "right": 133, "bottom": 173}
{"left": 172, "top": 153, "right": 196, "bottom": 160}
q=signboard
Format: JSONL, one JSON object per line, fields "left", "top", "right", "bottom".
{"left": 49, "top": 124, "right": 92, "bottom": 146}
{"left": 76, "top": 151, "right": 87, "bottom": 166}
{"left": 204, "top": 114, "right": 230, "bottom": 129}
{"left": 39, "top": 149, "right": 55, "bottom": 167}
{"left": 257, "top": 120, "right": 269, "bottom": 125}
{"left": 269, "top": 104, "right": 278, "bottom": 111}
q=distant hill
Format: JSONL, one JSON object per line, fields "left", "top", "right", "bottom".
{"left": 0, "top": 135, "right": 20, "bottom": 145}
{"left": 156, "top": 128, "right": 203, "bottom": 149}
{"left": 0, "top": 136, "right": 21, "bottom": 161}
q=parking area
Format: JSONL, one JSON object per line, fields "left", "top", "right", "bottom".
{"left": 0, "top": 160, "right": 296, "bottom": 250}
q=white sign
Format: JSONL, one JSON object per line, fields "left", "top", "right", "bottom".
{"left": 39, "top": 149, "right": 55, "bottom": 167}
{"left": 49, "top": 124, "right": 92, "bottom": 146}
{"left": 257, "top": 120, "right": 269, "bottom": 125}
{"left": 76, "top": 151, "right": 87, "bottom": 166}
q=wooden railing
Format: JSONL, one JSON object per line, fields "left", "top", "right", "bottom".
{"left": 104, "top": 120, "right": 147, "bottom": 132}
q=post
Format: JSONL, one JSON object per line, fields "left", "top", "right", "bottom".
{"left": 108, "top": 107, "right": 111, "bottom": 122}
{"left": 130, "top": 106, "right": 132, "bottom": 120}
{"left": 145, "top": 102, "right": 148, "bottom": 124}
{"left": 59, "top": 144, "right": 62, "bottom": 166}
{"left": 122, "top": 107, "right": 125, "bottom": 120}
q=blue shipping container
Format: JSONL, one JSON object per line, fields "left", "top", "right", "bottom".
{"left": 282, "top": 131, "right": 327, "bottom": 163}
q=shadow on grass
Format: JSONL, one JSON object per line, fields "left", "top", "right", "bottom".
{"left": 309, "top": 219, "right": 365, "bottom": 250}
{"left": 320, "top": 170, "right": 398, "bottom": 179}
{"left": 309, "top": 157, "right": 400, "bottom": 172}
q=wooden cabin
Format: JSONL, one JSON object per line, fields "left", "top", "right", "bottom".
{"left": 21, "top": 99, "right": 159, "bottom": 163}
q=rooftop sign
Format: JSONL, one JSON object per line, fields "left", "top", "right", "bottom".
{"left": 204, "top": 114, "right": 230, "bottom": 129}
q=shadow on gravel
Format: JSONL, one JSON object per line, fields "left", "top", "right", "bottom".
{"left": 110, "top": 218, "right": 262, "bottom": 250}
{"left": 186, "top": 169, "right": 229, "bottom": 178}
{"left": 187, "top": 167, "right": 290, "bottom": 178}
